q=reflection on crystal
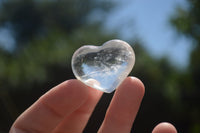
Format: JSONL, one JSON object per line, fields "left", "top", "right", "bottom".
{"left": 72, "top": 39, "right": 135, "bottom": 93}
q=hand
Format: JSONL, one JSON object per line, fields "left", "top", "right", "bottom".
{"left": 9, "top": 77, "right": 177, "bottom": 133}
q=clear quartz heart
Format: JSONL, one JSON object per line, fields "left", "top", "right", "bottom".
{"left": 71, "top": 39, "right": 135, "bottom": 93}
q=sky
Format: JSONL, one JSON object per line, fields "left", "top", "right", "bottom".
{"left": 0, "top": 27, "right": 15, "bottom": 52}
{"left": 104, "top": 0, "right": 192, "bottom": 68}
{"left": 0, "top": 0, "right": 192, "bottom": 69}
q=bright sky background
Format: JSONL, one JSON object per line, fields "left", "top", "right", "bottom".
{"left": 104, "top": 0, "right": 192, "bottom": 69}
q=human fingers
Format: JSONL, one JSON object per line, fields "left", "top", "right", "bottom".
{"left": 53, "top": 86, "right": 103, "bottom": 133}
{"left": 152, "top": 122, "right": 177, "bottom": 133}
{"left": 10, "top": 79, "right": 89, "bottom": 133}
{"left": 98, "top": 77, "right": 145, "bottom": 133}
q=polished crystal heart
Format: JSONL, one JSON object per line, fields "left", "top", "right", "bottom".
{"left": 71, "top": 39, "right": 135, "bottom": 93}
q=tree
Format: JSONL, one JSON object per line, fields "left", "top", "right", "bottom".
{"left": 0, "top": 0, "right": 115, "bottom": 132}
{"left": 171, "top": 0, "right": 200, "bottom": 132}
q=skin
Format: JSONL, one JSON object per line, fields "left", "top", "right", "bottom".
{"left": 152, "top": 122, "right": 177, "bottom": 133}
{"left": 9, "top": 77, "right": 177, "bottom": 133}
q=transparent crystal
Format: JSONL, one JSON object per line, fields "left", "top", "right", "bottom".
{"left": 71, "top": 39, "right": 135, "bottom": 93}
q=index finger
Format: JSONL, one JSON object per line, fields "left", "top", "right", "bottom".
{"left": 10, "top": 79, "right": 89, "bottom": 133}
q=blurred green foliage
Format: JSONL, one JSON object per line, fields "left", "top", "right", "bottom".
{"left": 0, "top": 0, "right": 199, "bottom": 133}
{"left": 170, "top": 0, "right": 200, "bottom": 132}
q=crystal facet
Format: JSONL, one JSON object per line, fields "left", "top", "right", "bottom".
{"left": 71, "top": 39, "right": 135, "bottom": 93}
